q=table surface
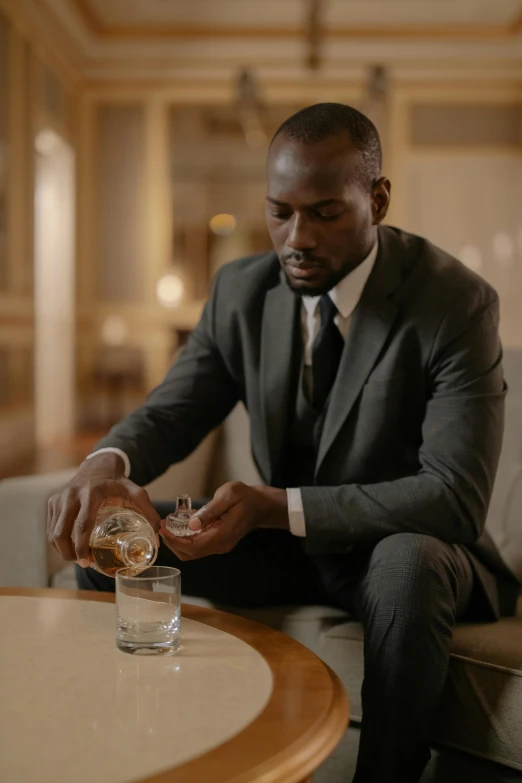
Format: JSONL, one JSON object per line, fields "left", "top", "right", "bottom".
{"left": 0, "top": 587, "right": 348, "bottom": 783}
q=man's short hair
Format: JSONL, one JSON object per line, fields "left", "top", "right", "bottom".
{"left": 271, "top": 103, "right": 382, "bottom": 188}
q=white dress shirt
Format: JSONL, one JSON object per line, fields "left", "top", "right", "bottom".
{"left": 88, "top": 241, "right": 378, "bottom": 538}
{"left": 286, "top": 241, "right": 378, "bottom": 535}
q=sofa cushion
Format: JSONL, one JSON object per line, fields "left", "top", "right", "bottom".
{"left": 451, "top": 617, "right": 522, "bottom": 670}
{"left": 433, "top": 618, "right": 522, "bottom": 771}
{"left": 320, "top": 620, "right": 365, "bottom": 720}
{"left": 0, "top": 468, "right": 77, "bottom": 587}
{"left": 185, "top": 594, "right": 522, "bottom": 771}
{"left": 486, "top": 349, "right": 522, "bottom": 583}
{"left": 183, "top": 596, "right": 349, "bottom": 659}
{"left": 321, "top": 614, "right": 522, "bottom": 771}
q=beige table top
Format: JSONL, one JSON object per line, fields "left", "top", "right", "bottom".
{"left": 0, "top": 588, "right": 348, "bottom": 783}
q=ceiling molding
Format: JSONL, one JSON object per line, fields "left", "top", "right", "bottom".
{"left": 75, "top": 25, "right": 512, "bottom": 42}
{"left": 28, "top": 0, "right": 522, "bottom": 84}
{"left": 0, "top": 0, "right": 84, "bottom": 84}
{"left": 79, "top": 61, "right": 522, "bottom": 90}
{"left": 71, "top": 0, "right": 522, "bottom": 41}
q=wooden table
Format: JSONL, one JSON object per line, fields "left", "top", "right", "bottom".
{"left": 0, "top": 588, "right": 348, "bottom": 783}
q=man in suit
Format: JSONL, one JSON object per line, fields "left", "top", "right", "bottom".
{"left": 48, "top": 103, "right": 519, "bottom": 782}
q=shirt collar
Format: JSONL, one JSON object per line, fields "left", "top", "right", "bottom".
{"left": 302, "top": 239, "right": 379, "bottom": 320}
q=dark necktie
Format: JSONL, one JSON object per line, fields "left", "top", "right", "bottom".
{"left": 312, "top": 295, "right": 344, "bottom": 410}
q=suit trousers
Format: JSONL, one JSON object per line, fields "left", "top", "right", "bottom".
{"left": 76, "top": 503, "right": 477, "bottom": 783}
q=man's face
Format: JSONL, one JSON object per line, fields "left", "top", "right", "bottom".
{"left": 265, "top": 133, "right": 390, "bottom": 296}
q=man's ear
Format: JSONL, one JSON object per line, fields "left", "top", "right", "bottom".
{"left": 372, "top": 177, "right": 391, "bottom": 225}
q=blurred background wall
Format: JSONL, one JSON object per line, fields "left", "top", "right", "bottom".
{"left": 0, "top": 0, "right": 521, "bottom": 476}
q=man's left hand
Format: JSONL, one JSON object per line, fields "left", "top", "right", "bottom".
{"left": 159, "top": 482, "right": 288, "bottom": 561}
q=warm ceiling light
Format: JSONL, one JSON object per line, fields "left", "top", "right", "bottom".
{"left": 101, "top": 315, "right": 128, "bottom": 347}
{"left": 35, "top": 129, "right": 61, "bottom": 156}
{"left": 156, "top": 274, "right": 184, "bottom": 308}
{"left": 209, "top": 214, "right": 236, "bottom": 236}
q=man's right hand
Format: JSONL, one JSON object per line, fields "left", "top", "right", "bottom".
{"left": 47, "top": 452, "right": 161, "bottom": 568}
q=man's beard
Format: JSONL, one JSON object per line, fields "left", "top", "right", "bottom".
{"left": 282, "top": 264, "right": 352, "bottom": 298}
{"left": 284, "top": 275, "right": 332, "bottom": 298}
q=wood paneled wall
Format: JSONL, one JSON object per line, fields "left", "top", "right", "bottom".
{"left": 0, "top": 2, "right": 79, "bottom": 474}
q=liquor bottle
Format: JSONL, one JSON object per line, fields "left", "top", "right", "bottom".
{"left": 89, "top": 506, "right": 158, "bottom": 577}
{"left": 166, "top": 494, "right": 198, "bottom": 537}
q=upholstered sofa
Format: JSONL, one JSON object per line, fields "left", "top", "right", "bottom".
{"left": 1, "top": 350, "right": 521, "bottom": 782}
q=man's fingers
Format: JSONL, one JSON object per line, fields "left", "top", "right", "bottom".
{"left": 188, "top": 514, "right": 203, "bottom": 531}
{"left": 159, "top": 527, "right": 194, "bottom": 548}
{"left": 194, "top": 482, "right": 245, "bottom": 527}
{"left": 47, "top": 496, "right": 57, "bottom": 539}
{"left": 186, "top": 523, "right": 235, "bottom": 556}
{"left": 73, "top": 491, "right": 105, "bottom": 564}
{"left": 74, "top": 485, "right": 159, "bottom": 563}
{"left": 160, "top": 517, "right": 237, "bottom": 560}
{"left": 50, "top": 493, "right": 80, "bottom": 561}
{"left": 159, "top": 528, "right": 195, "bottom": 560}
{"left": 46, "top": 470, "right": 156, "bottom": 568}
{"left": 193, "top": 501, "right": 222, "bottom": 527}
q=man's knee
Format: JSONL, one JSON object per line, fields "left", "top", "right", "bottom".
{"left": 370, "top": 533, "right": 450, "bottom": 575}
{"left": 357, "top": 533, "right": 462, "bottom": 619}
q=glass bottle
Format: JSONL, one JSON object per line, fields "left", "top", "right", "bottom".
{"left": 89, "top": 506, "right": 158, "bottom": 578}
{"left": 166, "top": 494, "right": 198, "bottom": 537}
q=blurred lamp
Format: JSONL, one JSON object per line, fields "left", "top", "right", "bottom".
{"left": 101, "top": 315, "right": 128, "bottom": 347}
{"left": 360, "top": 65, "right": 389, "bottom": 145}
{"left": 156, "top": 274, "right": 184, "bottom": 308}
{"left": 236, "top": 69, "right": 267, "bottom": 149}
{"left": 209, "top": 214, "right": 236, "bottom": 236}
{"left": 35, "top": 129, "right": 61, "bottom": 156}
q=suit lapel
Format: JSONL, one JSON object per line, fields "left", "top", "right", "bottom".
{"left": 260, "top": 275, "right": 301, "bottom": 485}
{"left": 316, "top": 227, "right": 403, "bottom": 474}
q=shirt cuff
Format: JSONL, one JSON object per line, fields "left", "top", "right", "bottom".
{"left": 86, "top": 447, "right": 131, "bottom": 478}
{"left": 286, "top": 488, "right": 306, "bottom": 537}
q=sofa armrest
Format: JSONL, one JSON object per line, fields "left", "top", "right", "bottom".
{"left": 0, "top": 469, "right": 76, "bottom": 588}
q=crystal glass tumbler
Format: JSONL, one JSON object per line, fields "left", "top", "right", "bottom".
{"left": 116, "top": 566, "right": 181, "bottom": 655}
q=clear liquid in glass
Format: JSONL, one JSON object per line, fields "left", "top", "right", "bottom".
{"left": 116, "top": 566, "right": 181, "bottom": 655}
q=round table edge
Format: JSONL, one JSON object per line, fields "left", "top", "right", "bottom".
{"left": 0, "top": 587, "right": 349, "bottom": 783}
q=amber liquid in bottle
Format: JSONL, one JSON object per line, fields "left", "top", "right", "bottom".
{"left": 89, "top": 508, "right": 158, "bottom": 578}
{"left": 89, "top": 534, "right": 149, "bottom": 578}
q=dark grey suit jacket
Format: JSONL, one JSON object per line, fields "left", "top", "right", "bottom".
{"left": 96, "top": 226, "right": 520, "bottom": 618}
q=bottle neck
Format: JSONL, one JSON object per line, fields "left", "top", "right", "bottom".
{"left": 176, "top": 495, "right": 192, "bottom": 517}
{"left": 119, "top": 533, "right": 155, "bottom": 570}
